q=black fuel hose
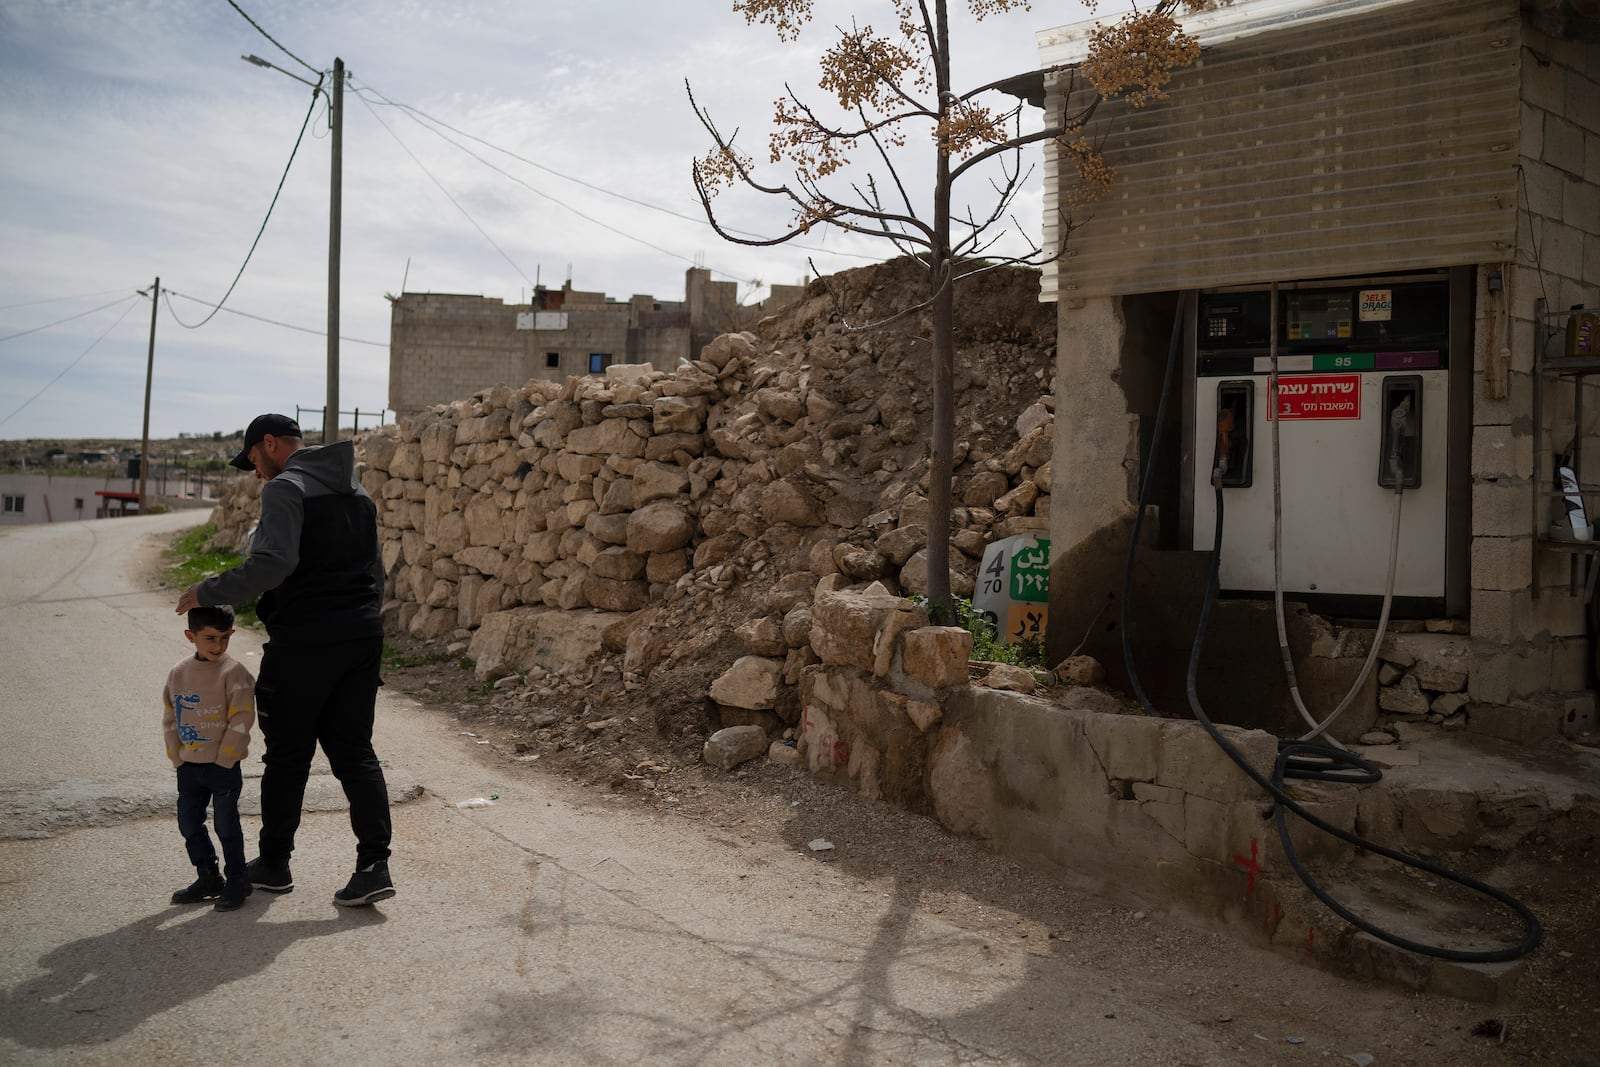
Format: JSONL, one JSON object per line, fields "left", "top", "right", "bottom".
{"left": 1119, "top": 296, "right": 1541, "bottom": 962}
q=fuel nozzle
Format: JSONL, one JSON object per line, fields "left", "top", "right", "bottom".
{"left": 1386, "top": 394, "right": 1411, "bottom": 484}
{"left": 1378, "top": 376, "right": 1422, "bottom": 490}
{"left": 1212, "top": 406, "right": 1235, "bottom": 487}
{"left": 1212, "top": 381, "right": 1253, "bottom": 488}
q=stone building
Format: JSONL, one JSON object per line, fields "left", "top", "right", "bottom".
{"left": 388, "top": 267, "right": 805, "bottom": 416}
{"left": 1037, "top": 0, "right": 1599, "bottom": 738}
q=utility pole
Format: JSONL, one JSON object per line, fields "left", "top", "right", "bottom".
{"left": 139, "top": 277, "right": 158, "bottom": 512}
{"left": 242, "top": 53, "right": 341, "bottom": 446}
{"left": 326, "top": 57, "right": 343, "bottom": 446}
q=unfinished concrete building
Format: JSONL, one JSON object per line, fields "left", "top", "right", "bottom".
{"left": 387, "top": 267, "right": 805, "bottom": 416}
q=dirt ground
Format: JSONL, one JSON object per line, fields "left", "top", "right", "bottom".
{"left": 374, "top": 632, "right": 1600, "bottom": 1067}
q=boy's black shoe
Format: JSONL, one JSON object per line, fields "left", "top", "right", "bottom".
{"left": 170, "top": 865, "right": 225, "bottom": 904}
{"left": 333, "top": 861, "right": 395, "bottom": 907}
{"left": 245, "top": 856, "right": 295, "bottom": 894}
{"left": 214, "top": 880, "right": 253, "bottom": 912}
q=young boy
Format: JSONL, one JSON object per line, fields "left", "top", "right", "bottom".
{"left": 163, "top": 604, "right": 257, "bottom": 911}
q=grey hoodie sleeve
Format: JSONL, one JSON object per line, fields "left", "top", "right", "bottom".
{"left": 199, "top": 478, "right": 302, "bottom": 605}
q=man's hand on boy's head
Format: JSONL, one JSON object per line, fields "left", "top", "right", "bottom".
{"left": 176, "top": 583, "right": 202, "bottom": 614}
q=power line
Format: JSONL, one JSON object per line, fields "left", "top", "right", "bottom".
{"left": 353, "top": 79, "right": 758, "bottom": 291}
{"left": 224, "top": 0, "right": 321, "bottom": 79}
{"left": 0, "top": 297, "right": 143, "bottom": 430}
{"left": 167, "top": 74, "right": 324, "bottom": 331}
{"left": 0, "top": 287, "right": 136, "bottom": 313}
{"left": 350, "top": 77, "right": 880, "bottom": 276}
{"left": 163, "top": 289, "right": 387, "bottom": 347}
{"left": 352, "top": 89, "right": 536, "bottom": 289}
{"left": 354, "top": 80, "right": 881, "bottom": 264}
{"left": 0, "top": 294, "right": 143, "bottom": 344}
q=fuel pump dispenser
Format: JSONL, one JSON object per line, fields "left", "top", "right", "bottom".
{"left": 1191, "top": 276, "right": 1457, "bottom": 614}
{"left": 1119, "top": 291, "right": 1540, "bottom": 963}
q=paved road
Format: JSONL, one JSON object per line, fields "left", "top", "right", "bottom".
{"left": 0, "top": 513, "right": 1450, "bottom": 1066}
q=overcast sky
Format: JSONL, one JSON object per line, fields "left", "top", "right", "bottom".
{"left": 0, "top": 0, "right": 1122, "bottom": 441}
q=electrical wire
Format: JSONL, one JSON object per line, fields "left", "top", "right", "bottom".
{"left": 0, "top": 294, "right": 147, "bottom": 344}
{"left": 162, "top": 289, "right": 387, "bottom": 347}
{"left": 1120, "top": 296, "right": 1541, "bottom": 962}
{"left": 352, "top": 89, "right": 536, "bottom": 290}
{"left": 166, "top": 76, "right": 324, "bottom": 331}
{"left": 224, "top": 0, "right": 321, "bottom": 79}
{"left": 353, "top": 79, "right": 768, "bottom": 296}
{"left": 349, "top": 78, "right": 882, "bottom": 266}
{"left": 0, "top": 296, "right": 142, "bottom": 430}
{"left": 0, "top": 288, "right": 137, "bottom": 313}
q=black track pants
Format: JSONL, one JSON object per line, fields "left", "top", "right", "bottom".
{"left": 254, "top": 635, "right": 391, "bottom": 868}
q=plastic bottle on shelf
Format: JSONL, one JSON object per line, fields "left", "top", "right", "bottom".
{"left": 1568, "top": 306, "right": 1597, "bottom": 358}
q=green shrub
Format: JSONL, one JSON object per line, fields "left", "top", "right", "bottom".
{"left": 912, "top": 595, "right": 1046, "bottom": 667}
{"left": 164, "top": 523, "right": 259, "bottom": 627}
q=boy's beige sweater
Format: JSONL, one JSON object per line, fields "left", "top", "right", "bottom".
{"left": 162, "top": 654, "right": 256, "bottom": 769}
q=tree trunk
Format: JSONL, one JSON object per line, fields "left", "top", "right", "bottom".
{"left": 926, "top": 0, "right": 955, "bottom": 619}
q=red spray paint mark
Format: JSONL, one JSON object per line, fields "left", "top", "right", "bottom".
{"left": 1264, "top": 901, "right": 1283, "bottom": 934}
{"left": 832, "top": 739, "right": 851, "bottom": 767}
{"left": 1305, "top": 927, "right": 1316, "bottom": 955}
{"left": 1232, "top": 838, "right": 1262, "bottom": 897}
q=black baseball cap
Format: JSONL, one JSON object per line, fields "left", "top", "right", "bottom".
{"left": 230, "top": 413, "right": 303, "bottom": 470}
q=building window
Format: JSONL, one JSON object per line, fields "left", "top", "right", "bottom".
{"left": 74, "top": 498, "right": 85, "bottom": 510}
{"left": 546, "top": 352, "right": 560, "bottom": 368}
{"left": 2, "top": 494, "right": 23, "bottom": 515}
{"left": 589, "top": 353, "right": 612, "bottom": 374}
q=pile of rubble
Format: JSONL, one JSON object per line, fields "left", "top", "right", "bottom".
{"left": 335, "top": 258, "right": 1061, "bottom": 776}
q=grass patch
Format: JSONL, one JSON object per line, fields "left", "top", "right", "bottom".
{"left": 381, "top": 645, "right": 462, "bottom": 671}
{"left": 165, "top": 523, "right": 259, "bottom": 627}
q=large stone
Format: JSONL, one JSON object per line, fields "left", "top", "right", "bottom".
{"left": 627, "top": 503, "right": 694, "bottom": 553}
{"left": 701, "top": 332, "right": 756, "bottom": 370}
{"left": 653, "top": 395, "right": 708, "bottom": 434}
{"left": 582, "top": 575, "right": 651, "bottom": 612}
{"left": 810, "top": 591, "right": 927, "bottom": 672}
{"left": 710, "top": 656, "right": 784, "bottom": 710}
{"left": 591, "top": 546, "right": 647, "bottom": 581}
{"left": 978, "top": 663, "right": 1036, "bottom": 693}
{"left": 760, "top": 481, "right": 825, "bottom": 527}
{"left": 703, "top": 724, "right": 769, "bottom": 770}
{"left": 567, "top": 418, "right": 647, "bottom": 458}
{"left": 632, "top": 461, "right": 690, "bottom": 506}
{"left": 735, "top": 616, "right": 788, "bottom": 657}
{"left": 963, "top": 471, "right": 1010, "bottom": 508}
{"left": 1379, "top": 674, "right": 1432, "bottom": 715}
{"left": 834, "top": 544, "right": 886, "bottom": 581}
{"left": 464, "top": 493, "right": 507, "bottom": 547}
{"left": 902, "top": 626, "right": 973, "bottom": 689}
{"left": 646, "top": 550, "right": 689, "bottom": 583}
{"left": 876, "top": 524, "right": 927, "bottom": 567}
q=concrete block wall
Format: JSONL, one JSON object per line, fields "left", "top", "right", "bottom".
{"left": 389, "top": 295, "right": 526, "bottom": 415}
{"left": 1470, "top": 21, "right": 1600, "bottom": 719}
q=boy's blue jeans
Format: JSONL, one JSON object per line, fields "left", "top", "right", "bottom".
{"left": 176, "top": 762, "right": 246, "bottom": 884}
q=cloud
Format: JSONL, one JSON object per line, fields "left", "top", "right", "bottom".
{"left": 0, "top": 0, "right": 1092, "bottom": 438}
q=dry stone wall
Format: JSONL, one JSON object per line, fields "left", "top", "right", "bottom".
{"left": 357, "top": 260, "right": 1059, "bottom": 704}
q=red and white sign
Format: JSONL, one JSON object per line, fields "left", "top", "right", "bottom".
{"left": 1272, "top": 374, "right": 1361, "bottom": 420}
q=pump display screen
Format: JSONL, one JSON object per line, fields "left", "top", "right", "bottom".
{"left": 1286, "top": 293, "right": 1353, "bottom": 340}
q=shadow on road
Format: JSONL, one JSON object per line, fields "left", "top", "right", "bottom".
{"left": 0, "top": 902, "right": 385, "bottom": 1049}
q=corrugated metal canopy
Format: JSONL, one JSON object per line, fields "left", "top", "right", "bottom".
{"left": 1036, "top": 0, "right": 1521, "bottom": 301}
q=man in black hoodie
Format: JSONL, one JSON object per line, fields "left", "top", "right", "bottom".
{"left": 177, "top": 413, "right": 394, "bottom": 906}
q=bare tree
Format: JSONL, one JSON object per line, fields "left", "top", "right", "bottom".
{"left": 691, "top": 0, "right": 1204, "bottom": 617}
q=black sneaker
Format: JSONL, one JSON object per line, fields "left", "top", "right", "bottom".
{"left": 214, "top": 879, "right": 253, "bottom": 912}
{"left": 170, "top": 866, "right": 225, "bottom": 905}
{"left": 333, "top": 861, "right": 395, "bottom": 907}
{"left": 246, "top": 856, "right": 295, "bottom": 894}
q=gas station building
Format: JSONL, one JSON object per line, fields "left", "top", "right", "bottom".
{"left": 1037, "top": 0, "right": 1599, "bottom": 738}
